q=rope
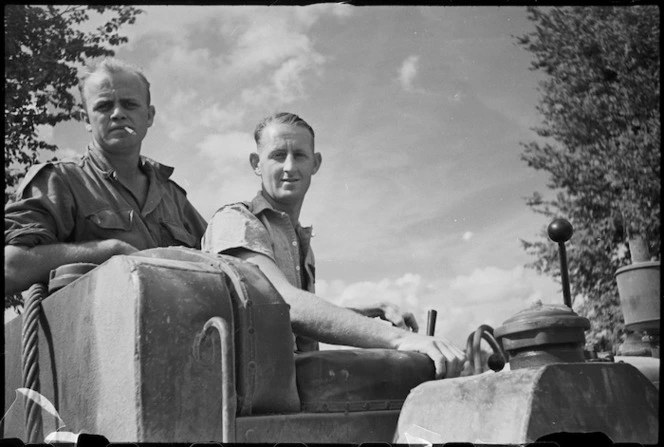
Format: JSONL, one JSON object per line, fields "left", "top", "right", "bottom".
{"left": 22, "top": 283, "right": 47, "bottom": 444}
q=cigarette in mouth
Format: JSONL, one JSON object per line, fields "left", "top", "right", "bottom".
{"left": 124, "top": 127, "right": 136, "bottom": 135}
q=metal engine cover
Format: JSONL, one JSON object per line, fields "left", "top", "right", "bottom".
{"left": 4, "top": 251, "right": 299, "bottom": 442}
{"left": 395, "top": 362, "right": 659, "bottom": 445}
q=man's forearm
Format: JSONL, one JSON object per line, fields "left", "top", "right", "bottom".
{"left": 232, "top": 249, "right": 407, "bottom": 348}
{"left": 4, "top": 240, "right": 138, "bottom": 295}
{"left": 286, "top": 287, "right": 409, "bottom": 348}
{"left": 222, "top": 248, "right": 466, "bottom": 378}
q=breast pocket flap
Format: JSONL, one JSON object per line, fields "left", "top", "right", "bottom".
{"left": 87, "top": 209, "right": 132, "bottom": 231}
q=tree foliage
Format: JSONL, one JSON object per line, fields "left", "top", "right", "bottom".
{"left": 4, "top": 5, "right": 142, "bottom": 310}
{"left": 517, "top": 6, "right": 660, "bottom": 350}
{"left": 4, "top": 5, "right": 143, "bottom": 204}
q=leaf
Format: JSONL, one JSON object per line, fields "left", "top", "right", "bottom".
{"left": 15, "top": 388, "right": 66, "bottom": 428}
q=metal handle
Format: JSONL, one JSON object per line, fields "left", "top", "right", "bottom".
{"left": 547, "top": 218, "right": 574, "bottom": 308}
{"left": 465, "top": 325, "right": 507, "bottom": 374}
{"left": 426, "top": 309, "right": 437, "bottom": 336}
{"left": 193, "top": 317, "right": 236, "bottom": 442}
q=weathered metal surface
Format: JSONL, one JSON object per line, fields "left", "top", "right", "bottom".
{"left": 5, "top": 253, "right": 301, "bottom": 442}
{"left": 495, "top": 302, "right": 590, "bottom": 369}
{"left": 394, "top": 362, "right": 659, "bottom": 445}
{"left": 135, "top": 247, "right": 301, "bottom": 416}
{"left": 234, "top": 410, "right": 401, "bottom": 443}
{"left": 47, "top": 262, "right": 98, "bottom": 294}
{"left": 615, "top": 356, "right": 660, "bottom": 389}
{"left": 295, "top": 349, "right": 433, "bottom": 413}
{"left": 5, "top": 255, "right": 233, "bottom": 441}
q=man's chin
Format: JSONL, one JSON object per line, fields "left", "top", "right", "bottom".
{"left": 270, "top": 190, "right": 305, "bottom": 204}
{"left": 276, "top": 192, "right": 300, "bottom": 202}
{"left": 96, "top": 140, "right": 137, "bottom": 154}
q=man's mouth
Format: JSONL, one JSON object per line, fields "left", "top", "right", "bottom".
{"left": 111, "top": 126, "right": 134, "bottom": 134}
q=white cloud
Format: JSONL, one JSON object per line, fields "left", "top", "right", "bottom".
{"left": 191, "top": 130, "right": 259, "bottom": 218}
{"left": 448, "top": 265, "right": 553, "bottom": 306}
{"left": 462, "top": 231, "right": 474, "bottom": 241}
{"left": 135, "top": 6, "right": 331, "bottom": 146}
{"left": 273, "top": 54, "right": 325, "bottom": 102}
{"left": 317, "top": 264, "right": 560, "bottom": 348}
{"left": 317, "top": 273, "right": 427, "bottom": 320}
{"left": 198, "top": 102, "right": 247, "bottom": 131}
{"left": 229, "top": 19, "right": 312, "bottom": 73}
{"left": 197, "top": 131, "right": 254, "bottom": 172}
{"left": 398, "top": 55, "right": 420, "bottom": 91}
{"left": 240, "top": 50, "right": 326, "bottom": 107}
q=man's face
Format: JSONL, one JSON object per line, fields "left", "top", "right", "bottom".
{"left": 254, "top": 123, "right": 321, "bottom": 208}
{"left": 83, "top": 70, "right": 155, "bottom": 155}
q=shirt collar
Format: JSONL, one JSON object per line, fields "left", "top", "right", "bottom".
{"left": 250, "top": 190, "right": 313, "bottom": 234}
{"left": 250, "top": 190, "right": 276, "bottom": 215}
{"left": 85, "top": 145, "right": 174, "bottom": 180}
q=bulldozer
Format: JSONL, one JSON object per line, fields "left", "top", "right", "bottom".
{"left": 2, "top": 218, "right": 659, "bottom": 444}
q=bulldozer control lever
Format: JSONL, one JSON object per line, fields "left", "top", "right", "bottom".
{"left": 426, "top": 309, "right": 437, "bottom": 336}
{"left": 547, "top": 218, "right": 574, "bottom": 308}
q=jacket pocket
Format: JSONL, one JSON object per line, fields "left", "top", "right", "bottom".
{"left": 87, "top": 209, "right": 132, "bottom": 231}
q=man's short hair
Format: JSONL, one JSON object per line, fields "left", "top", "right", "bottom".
{"left": 78, "top": 57, "right": 151, "bottom": 110}
{"left": 254, "top": 112, "right": 315, "bottom": 148}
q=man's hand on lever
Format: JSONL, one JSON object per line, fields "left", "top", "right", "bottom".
{"left": 349, "top": 302, "right": 419, "bottom": 332}
{"left": 393, "top": 331, "right": 466, "bottom": 379}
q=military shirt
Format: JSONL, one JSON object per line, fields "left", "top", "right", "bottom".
{"left": 5, "top": 146, "right": 207, "bottom": 250}
{"left": 202, "top": 191, "right": 319, "bottom": 352}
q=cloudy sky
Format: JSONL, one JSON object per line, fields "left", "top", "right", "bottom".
{"left": 37, "top": 5, "right": 567, "bottom": 348}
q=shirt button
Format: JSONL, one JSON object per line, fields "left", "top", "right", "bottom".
{"left": 296, "top": 266, "right": 301, "bottom": 271}
{"left": 292, "top": 241, "right": 297, "bottom": 246}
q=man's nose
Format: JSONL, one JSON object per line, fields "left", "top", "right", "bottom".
{"left": 110, "top": 104, "right": 127, "bottom": 120}
{"left": 283, "top": 153, "right": 295, "bottom": 171}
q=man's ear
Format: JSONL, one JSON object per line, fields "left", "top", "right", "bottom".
{"left": 312, "top": 152, "right": 322, "bottom": 175}
{"left": 250, "top": 153, "right": 261, "bottom": 175}
{"left": 147, "top": 105, "right": 156, "bottom": 128}
{"left": 77, "top": 108, "right": 92, "bottom": 132}
{"left": 74, "top": 108, "right": 87, "bottom": 121}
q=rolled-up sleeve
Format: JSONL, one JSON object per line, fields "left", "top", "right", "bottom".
{"left": 202, "top": 205, "right": 275, "bottom": 261}
{"left": 5, "top": 165, "right": 75, "bottom": 247}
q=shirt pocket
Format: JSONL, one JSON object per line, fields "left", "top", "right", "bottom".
{"left": 87, "top": 209, "right": 133, "bottom": 231}
{"left": 161, "top": 221, "right": 198, "bottom": 248}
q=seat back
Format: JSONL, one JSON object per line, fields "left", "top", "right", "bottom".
{"left": 134, "top": 247, "right": 300, "bottom": 415}
{"left": 4, "top": 249, "right": 300, "bottom": 442}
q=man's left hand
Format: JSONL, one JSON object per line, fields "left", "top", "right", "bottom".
{"left": 349, "top": 302, "right": 419, "bottom": 332}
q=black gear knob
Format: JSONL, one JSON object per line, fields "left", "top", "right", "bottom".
{"left": 547, "top": 218, "right": 573, "bottom": 243}
{"left": 487, "top": 352, "right": 506, "bottom": 372}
